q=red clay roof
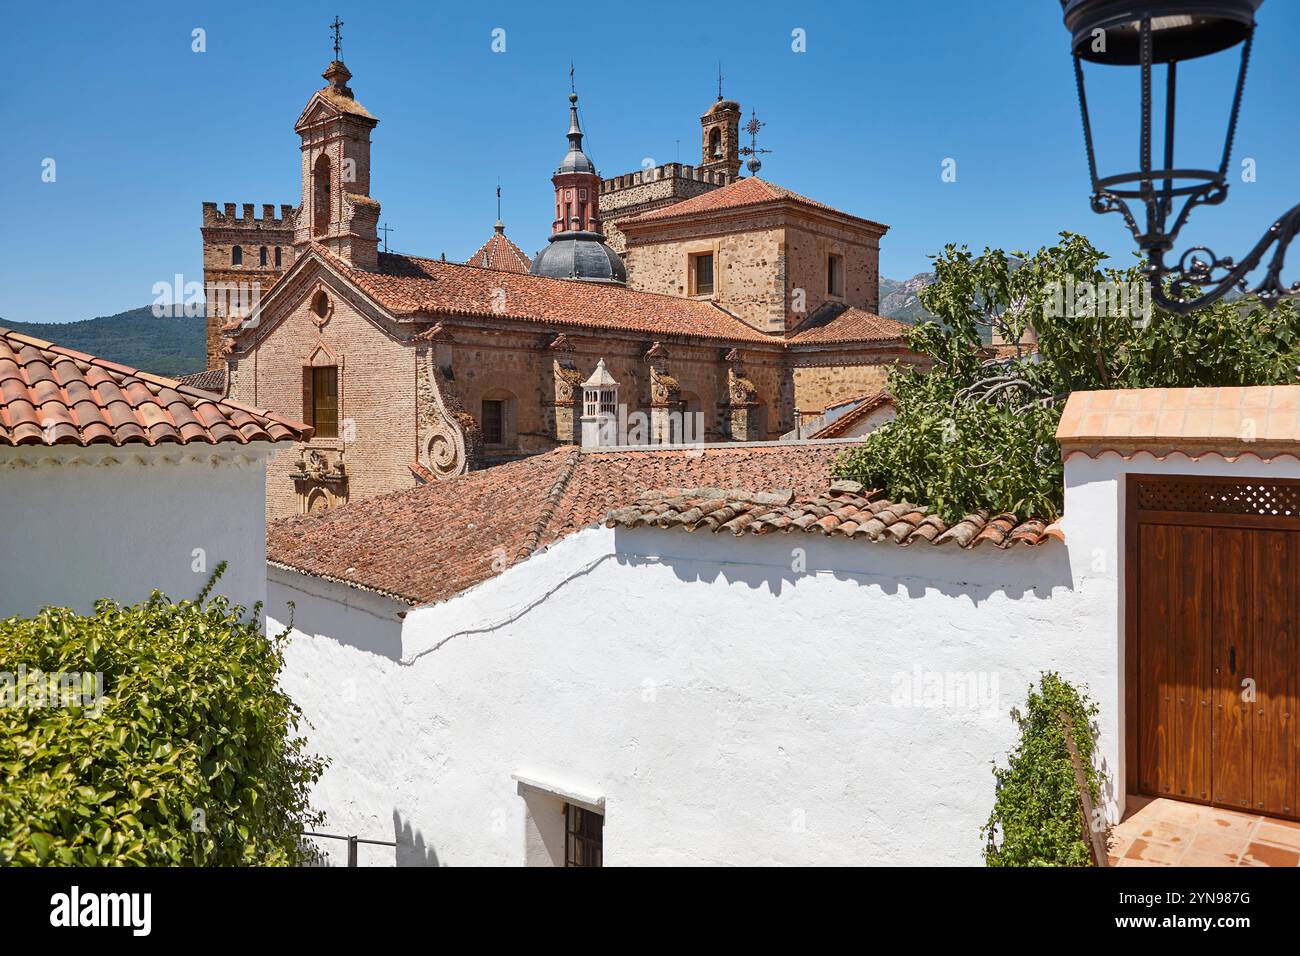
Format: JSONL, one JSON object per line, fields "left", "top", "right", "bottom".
{"left": 465, "top": 230, "right": 532, "bottom": 274}
{"left": 605, "top": 480, "right": 1060, "bottom": 550}
{"left": 811, "top": 391, "right": 895, "bottom": 439}
{"left": 268, "top": 442, "right": 855, "bottom": 604}
{"left": 178, "top": 366, "right": 229, "bottom": 395}
{"left": 316, "top": 247, "right": 778, "bottom": 344}
{"left": 622, "top": 176, "right": 887, "bottom": 230}
{"left": 0, "top": 327, "right": 310, "bottom": 448}
{"left": 1057, "top": 386, "right": 1300, "bottom": 461}
{"left": 785, "top": 305, "right": 910, "bottom": 346}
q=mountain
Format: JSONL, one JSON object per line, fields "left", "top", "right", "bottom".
{"left": 879, "top": 272, "right": 937, "bottom": 325}
{"left": 0, "top": 307, "right": 207, "bottom": 379}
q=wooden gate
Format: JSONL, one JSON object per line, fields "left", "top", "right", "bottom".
{"left": 1126, "top": 475, "right": 1299, "bottom": 819}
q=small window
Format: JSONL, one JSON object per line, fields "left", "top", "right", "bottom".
{"left": 259, "top": 246, "right": 268, "bottom": 266}
{"left": 306, "top": 366, "right": 338, "bottom": 439}
{"left": 827, "top": 254, "right": 844, "bottom": 297}
{"left": 481, "top": 399, "right": 505, "bottom": 445}
{"left": 275, "top": 246, "right": 283, "bottom": 267}
{"left": 692, "top": 253, "right": 714, "bottom": 296}
{"left": 565, "top": 804, "right": 603, "bottom": 868}
{"left": 231, "top": 245, "right": 242, "bottom": 266}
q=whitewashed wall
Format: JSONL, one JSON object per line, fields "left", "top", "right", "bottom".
{"left": 0, "top": 444, "right": 275, "bottom": 619}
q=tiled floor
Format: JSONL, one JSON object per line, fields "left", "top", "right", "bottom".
{"left": 1109, "top": 795, "right": 1300, "bottom": 866}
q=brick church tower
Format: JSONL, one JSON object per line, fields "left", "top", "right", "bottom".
{"left": 699, "top": 95, "right": 741, "bottom": 179}
{"left": 293, "top": 58, "right": 381, "bottom": 269}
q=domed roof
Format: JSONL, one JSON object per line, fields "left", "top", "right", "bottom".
{"left": 530, "top": 231, "right": 627, "bottom": 284}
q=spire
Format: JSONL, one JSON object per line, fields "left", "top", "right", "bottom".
{"left": 494, "top": 183, "right": 504, "bottom": 234}
{"left": 555, "top": 75, "right": 596, "bottom": 176}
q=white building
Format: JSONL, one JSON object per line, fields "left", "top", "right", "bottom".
{"left": 266, "top": 385, "right": 1300, "bottom": 866}
{"left": 0, "top": 327, "right": 311, "bottom": 617}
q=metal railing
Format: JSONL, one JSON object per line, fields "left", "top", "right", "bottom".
{"left": 302, "top": 830, "right": 398, "bottom": 867}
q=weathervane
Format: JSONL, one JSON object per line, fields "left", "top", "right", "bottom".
{"left": 379, "top": 222, "right": 394, "bottom": 253}
{"left": 330, "top": 16, "right": 344, "bottom": 60}
{"left": 739, "top": 111, "right": 771, "bottom": 175}
{"left": 717, "top": 62, "right": 724, "bottom": 101}
{"left": 569, "top": 62, "right": 576, "bottom": 95}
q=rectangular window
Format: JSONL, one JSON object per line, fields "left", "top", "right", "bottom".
{"left": 307, "top": 366, "right": 338, "bottom": 439}
{"left": 565, "top": 804, "right": 603, "bottom": 867}
{"left": 482, "top": 399, "right": 504, "bottom": 445}
{"left": 827, "top": 254, "right": 843, "bottom": 296}
{"left": 693, "top": 253, "right": 714, "bottom": 296}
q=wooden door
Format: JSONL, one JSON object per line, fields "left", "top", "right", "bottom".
{"left": 1129, "top": 476, "right": 1299, "bottom": 819}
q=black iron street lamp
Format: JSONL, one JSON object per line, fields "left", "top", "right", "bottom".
{"left": 1061, "top": 0, "right": 1300, "bottom": 313}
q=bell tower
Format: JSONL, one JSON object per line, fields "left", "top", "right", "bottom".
{"left": 700, "top": 70, "right": 741, "bottom": 179}
{"left": 292, "top": 29, "right": 381, "bottom": 270}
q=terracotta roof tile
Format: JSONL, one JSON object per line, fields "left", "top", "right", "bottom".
{"left": 178, "top": 366, "right": 228, "bottom": 394}
{"left": 465, "top": 230, "right": 532, "bottom": 274}
{"left": 605, "top": 479, "right": 1058, "bottom": 551}
{"left": 1057, "top": 386, "right": 1300, "bottom": 461}
{"left": 622, "top": 176, "right": 887, "bottom": 231}
{"left": 313, "top": 246, "right": 777, "bottom": 344}
{"left": 786, "top": 304, "right": 910, "bottom": 346}
{"left": 268, "top": 442, "right": 855, "bottom": 605}
{"left": 0, "top": 327, "right": 311, "bottom": 448}
{"left": 811, "top": 390, "right": 895, "bottom": 439}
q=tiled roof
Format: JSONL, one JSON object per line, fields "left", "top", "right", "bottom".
{"left": 0, "top": 327, "right": 310, "bottom": 448}
{"left": 1056, "top": 386, "right": 1300, "bottom": 461}
{"left": 178, "top": 366, "right": 228, "bottom": 394}
{"left": 622, "top": 176, "right": 887, "bottom": 230}
{"left": 465, "top": 230, "right": 532, "bottom": 274}
{"left": 605, "top": 479, "right": 1061, "bottom": 550}
{"left": 317, "top": 247, "right": 778, "bottom": 344}
{"left": 268, "top": 442, "right": 854, "bottom": 605}
{"left": 811, "top": 391, "right": 895, "bottom": 439}
{"left": 786, "top": 304, "right": 911, "bottom": 345}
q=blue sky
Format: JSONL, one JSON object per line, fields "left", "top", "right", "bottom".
{"left": 1, "top": 0, "right": 1297, "bottom": 323}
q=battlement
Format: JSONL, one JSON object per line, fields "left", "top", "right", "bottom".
{"left": 601, "top": 164, "right": 733, "bottom": 194}
{"left": 202, "top": 201, "right": 298, "bottom": 230}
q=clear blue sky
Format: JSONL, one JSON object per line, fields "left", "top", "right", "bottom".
{"left": 1, "top": 0, "right": 1297, "bottom": 323}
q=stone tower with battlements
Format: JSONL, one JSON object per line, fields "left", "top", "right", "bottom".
{"left": 200, "top": 203, "right": 297, "bottom": 370}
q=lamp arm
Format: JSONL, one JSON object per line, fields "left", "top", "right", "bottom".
{"left": 1145, "top": 201, "right": 1300, "bottom": 314}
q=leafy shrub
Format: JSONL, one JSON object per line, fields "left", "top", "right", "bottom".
{"left": 836, "top": 232, "right": 1300, "bottom": 520}
{"left": 982, "top": 672, "right": 1104, "bottom": 867}
{"left": 0, "top": 568, "right": 326, "bottom": 865}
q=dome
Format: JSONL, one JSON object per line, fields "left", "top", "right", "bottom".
{"left": 530, "top": 231, "right": 627, "bottom": 284}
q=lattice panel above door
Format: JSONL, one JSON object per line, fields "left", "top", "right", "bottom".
{"left": 1135, "top": 478, "right": 1300, "bottom": 517}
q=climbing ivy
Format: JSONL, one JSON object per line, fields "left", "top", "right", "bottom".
{"left": 982, "top": 672, "right": 1105, "bottom": 867}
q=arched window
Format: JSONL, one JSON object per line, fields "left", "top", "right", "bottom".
{"left": 231, "top": 245, "right": 242, "bottom": 266}
{"left": 274, "top": 246, "right": 282, "bottom": 267}
{"left": 312, "top": 153, "right": 332, "bottom": 238}
{"left": 259, "top": 246, "right": 268, "bottom": 266}
{"left": 709, "top": 127, "right": 722, "bottom": 159}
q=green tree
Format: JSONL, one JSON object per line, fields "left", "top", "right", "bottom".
{"left": 0, "top": 568, "right": 326, "bottom": 866}
{"left": 836, "top": 232, "right": 1300, "bottom": 520}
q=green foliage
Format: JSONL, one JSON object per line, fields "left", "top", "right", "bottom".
{"left": 0, "top": 567, "right": 325, "bottom": 865}
{"left": 982, "top": 673, "right": 1104, "bottom": 867}
{"left": 835, "top": 232, "right": 1300, "bottom": 520}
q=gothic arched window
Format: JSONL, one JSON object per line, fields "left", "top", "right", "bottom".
{"left": 231, "top": 245, "right": 242, "bottom": 266}
{"left": 274, "top": 246, "right": 282, "bottom": 267}
{"left": 259, "top": 246, "right": 268, "bottom": 266}
{"left": 312, "top": 154, "right": 332, "bottom": 238}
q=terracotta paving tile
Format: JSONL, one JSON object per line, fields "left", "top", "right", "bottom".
{"left": 1186, "top": 830, "right": 1246, "bottom": 865}
{"left": 1239, "top": 842, "right": 1300, "bottom": 867}
{"left": 1125, "top": 838, "right": 1186, "bottom": 865}
{"left": 1132, "top": 818, "right": 1194, "bottom": 847}
{"left": 1256, "top": 821, "right": 1300, "bottom": 849}
{"left": 1153, "top": 800, "right": 1205, "bottom": 827}
{"left": 1202, "top": 809, "right": 1261, "bottom": 839}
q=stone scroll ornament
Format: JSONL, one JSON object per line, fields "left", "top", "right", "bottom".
{"left": 416, "top": 325, "right": 481, "bottom": 480}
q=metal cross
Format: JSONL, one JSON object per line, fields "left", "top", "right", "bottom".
{"left": 739, "top": 111, "right": 771, "bottom": 174}
{"left": 717, "top": 62, "right": 724, "bottom": 101}
{"left": 569, "top": 62, "right": 575, "bottom": 94}
{"left": 379, "top": 222, "right": 394, "bottom": 253}
{"left": 330, "top": 16, "right": 344, "bottom": 60}
{"left": 496, "top": 183, "right": 502, "bottom": 222}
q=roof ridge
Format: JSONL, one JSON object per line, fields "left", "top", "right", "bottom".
{"left": 514, "top": 448, "right": 584, "bottom": 563}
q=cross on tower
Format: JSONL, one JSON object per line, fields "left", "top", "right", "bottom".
{"left": 379, "top": 222, "right": 394, "bottom": 253}
{"left": 739, "top": 111, "right": 772, "bottom": 175}
{"left": 717, "top": 62, "right": 724, "bottom": 101}
{"left": 569, "top": 62, "right": 575, "bottom": 94}
{"left": 330, "top": 16, "right": 344, "bottom": 60}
